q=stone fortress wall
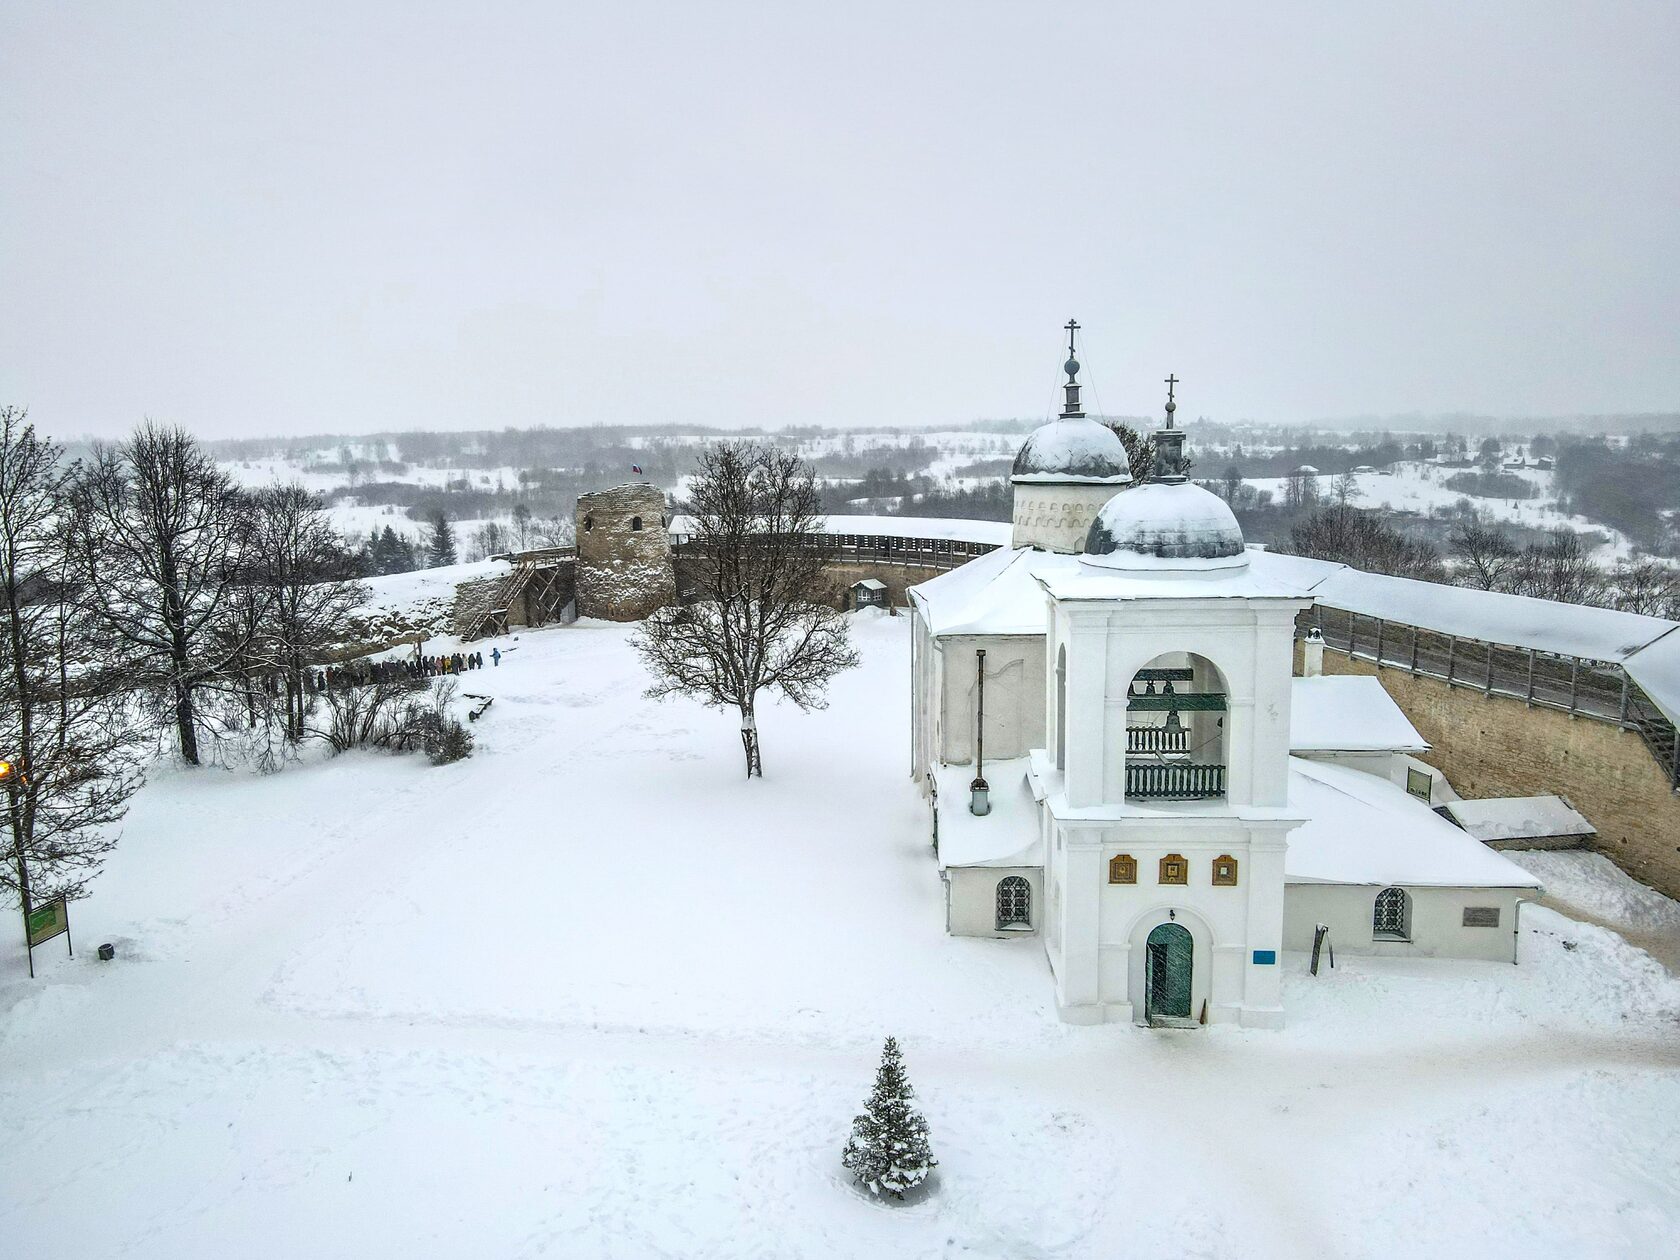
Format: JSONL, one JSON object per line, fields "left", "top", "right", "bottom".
{"left": 1298, "top": 640, "right": 1680, "bottom": 902}
{"left": 575, "top": 483, "right": 677, "bottom": 622}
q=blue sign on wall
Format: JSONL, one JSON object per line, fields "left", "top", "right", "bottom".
{"left": 1251, "top": 950, "right": 1277, "bottom": 965}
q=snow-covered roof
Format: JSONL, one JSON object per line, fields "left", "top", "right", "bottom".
{"left": 1623, "top": 627, "right": 1680, "bottom": 730}
{"left": 1245, "top": 549, "right": 1680, "bottom": 727}
{"left": 1249, "top": 551, "right": 1670, "bottom": 662}
{"left": 853, "top": 578, "right": 886, "bottom": 591}
{"left": 1442, "top": 796, "right": 1596, "bottom": 844}
{"left": 1083, "top": 482, "right": 1246, "bottom": 569}
{"left": 933, "top": 758, "right": 1044, "bottom": 869}
{"left": 1285, "top": 758, "right": 1541, "bottom": 889}
{"left": 909, "top": 547, "right": 1068, "bottom": 637}
{"left": 1038, "top": 555, "right": 1312, "bottom": 605}
{"left": 1010, "top": 417, "right": 1132, "bottom": 484}
{"left": 1289, "top": 676, "right": 1430, "bottom": 753}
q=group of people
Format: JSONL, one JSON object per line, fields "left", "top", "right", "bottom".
{"left": 416, "top": 650, "right": 496, "bottom": 676}
{"left": 312, "top": 645, "right": 503, "bottom": 692}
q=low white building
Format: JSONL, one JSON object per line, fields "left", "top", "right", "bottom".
{"left": 909, "top": 337, "right": 1541, "bottom": 1027}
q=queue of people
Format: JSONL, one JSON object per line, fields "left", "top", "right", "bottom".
{"left": 312, "top": 645, "right": 503, "bottom": 692}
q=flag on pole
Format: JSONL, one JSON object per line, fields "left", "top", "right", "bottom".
{"left": 631, "top": 464, "right": 643, "bottom": 475}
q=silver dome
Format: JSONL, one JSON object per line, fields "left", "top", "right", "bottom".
{"left": 1083, "top": 482, "right": 1247, "bottom": 568}
{"left": 1010, "top": 417, "right": 1132, "bottom": 484}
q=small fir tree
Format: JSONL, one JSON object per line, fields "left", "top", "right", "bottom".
{"left": 426, "top": 511, "right": 457, "bottom": 567}
{"left": 842, "top": 1037, "right": 936, "bottom": 1199}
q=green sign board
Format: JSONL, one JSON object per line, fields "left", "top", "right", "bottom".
{"left": 26, "top": 897, "right": 67, "bottom": 948}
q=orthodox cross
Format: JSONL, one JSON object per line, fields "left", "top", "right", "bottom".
{"left": 1163, "top": 373, "right": 1179, "bottom": 428}
{"left": 1065, "top": 318, "right": 1080, "bottom": 359}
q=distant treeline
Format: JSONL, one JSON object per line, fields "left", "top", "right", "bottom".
{"left": 1554, "top": 436, "right": 1680, "bottom": 553}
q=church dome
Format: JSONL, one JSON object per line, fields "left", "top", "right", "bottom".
{"left": 1010, "top": 417, "right": 1132, "bottom": 484}
{"left": 1082, "top": 481, "right": 1248, "bottom": 570}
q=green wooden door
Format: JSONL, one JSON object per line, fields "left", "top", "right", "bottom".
{"left": 1146, "top": 923, "right": 1193, "bottom": 1020}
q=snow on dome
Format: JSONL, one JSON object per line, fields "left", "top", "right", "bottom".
{"left": 1082, "top": 482, "right": 1247, "bottom": 570}
{"left": 1010, "top": 417, "right": 1132, "bottom": 484}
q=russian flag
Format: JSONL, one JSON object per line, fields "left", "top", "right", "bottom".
{"left": 631, "top": 464, "right": 643, "bottom": 475}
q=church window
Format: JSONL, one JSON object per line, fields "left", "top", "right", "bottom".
{"left": 1212, "top": 855, "right": 1239, "bottom": 886}
{"left": 1158, "top": 854, "right": 1188, "bottom": 886}
{"left": 630, "top": 515, "right": 643, "bottom": 531}
{"left": 584, "top": 515, "right": 594, "bottom": 532}
{"left": 996, "top": 876, "right": 1032, "bottom": 929}
{"left": 1373, "top": 887, "right": 1411, "bottom": 940}
{"left": 1108, "top": 854, "right": 1136, "bottom": 884}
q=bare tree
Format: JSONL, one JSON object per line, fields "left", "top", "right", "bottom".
{"left": 68, "top": 422, "right": 255, "bottom": 765}
{"left": 528, "top": 514, "right": 575, "bottom": 549}
{"left": 1284, "top": 469, "right": 1320, "bottom": 511}
{"left": 1288, "top": 506, "right": 1444, "bottom": 581}
{"left": 467, "top": 520, "right": 508, "bottom": 562}
{"left": 246, "top": 485, "right": 367, "bottom": 742}
{"left": 1608, "top": 559, "right": 1680, "bottom": 618}
{"left": 1510, "top": 530, "right": 1604, "bottom": 605}
{"left": 632, "top": 441, "right": 859, "bottom": 777}
{"left": 0, "top": 408, "right": 143, "bottom": 908}
{"left": 1447, "top": 518, "right": 1519, "bottom": 590}
{"left": 1331, "top": 469, "right": 1361, "bottom": 507}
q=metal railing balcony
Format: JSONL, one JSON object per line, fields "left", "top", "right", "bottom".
{"left": 1127, "top": 726, "right": 1189, "bottom": 754}
{"left": 1126, "top": 762, "right": 1227, "bottom": 800}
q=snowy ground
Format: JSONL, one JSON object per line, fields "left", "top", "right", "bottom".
{"left": 3, "top": 616, "right": 1678, "bottom": 1258}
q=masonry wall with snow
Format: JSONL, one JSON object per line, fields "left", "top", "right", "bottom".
{"left": 575, "top": 483, "right": 676, "bottom": 622}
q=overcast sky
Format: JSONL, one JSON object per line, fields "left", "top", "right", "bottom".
{"left": 3, "top": 2, "right": 1677, "bottom": 439}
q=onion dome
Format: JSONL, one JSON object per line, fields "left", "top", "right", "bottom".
{"left": 1010, "top": 417, "right": 1133, "bottom": 484}
{"left": 1082, "top": 481, "right": 1247, "bottom": 570}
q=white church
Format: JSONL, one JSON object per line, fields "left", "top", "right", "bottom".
{"left": 909, "top": 330, "right": 1540, "bottom": 1029}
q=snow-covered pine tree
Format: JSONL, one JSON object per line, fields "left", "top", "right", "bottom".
{"left": 426, "top": 511, "right": 457, "bottom": 567}
{"left": 842, "top": 1036, "right": 937, "bottom": 1199}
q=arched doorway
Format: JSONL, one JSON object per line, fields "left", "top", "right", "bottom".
{"left": 1145, "top": 922, "right": 1194, "bottom": 1021}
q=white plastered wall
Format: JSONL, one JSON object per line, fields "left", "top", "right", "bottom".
{"left": 945, "top": 866, "right": 1044, "bottom": 937}
{"left": 1047, "top": 819, "right": 1292, "bottom": 1028}
{"left": 936, "top": 634, "right": 1047, "bottom": 766}
{"left": 1283, "top": 884, "right": 1528, "bottom": 963}
{"left": 1011, "top": 482, "right": 1123, "bottom": 553}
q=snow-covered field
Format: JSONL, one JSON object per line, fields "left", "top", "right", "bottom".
{"left": 4, "top": 616, "right": 1678, "bottom": 1258}
{"left": 1247, "top": 461, "right": 1635, "bottom": 560}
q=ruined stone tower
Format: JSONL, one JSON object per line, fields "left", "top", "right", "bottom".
{"left": 574, "top": 483, "right": 677, "bottom": 621}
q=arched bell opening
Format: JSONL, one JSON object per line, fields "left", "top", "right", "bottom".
{"left": 1123, "top": 652, "right": 1229, "bottom": 801}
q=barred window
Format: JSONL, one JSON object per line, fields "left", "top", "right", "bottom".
{"left": 996, "top": 876, "right": 1032, "bottom": 929}
{"left": 630, "top": 516, "right": 643, "bottom": 531}
{"left": 1373, "top": 887, "right": 1410, "bottom": 939}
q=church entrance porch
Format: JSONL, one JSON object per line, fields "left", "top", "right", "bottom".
{"left": 1144, "top": 922, "right": 1195, "bottom": 1026}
